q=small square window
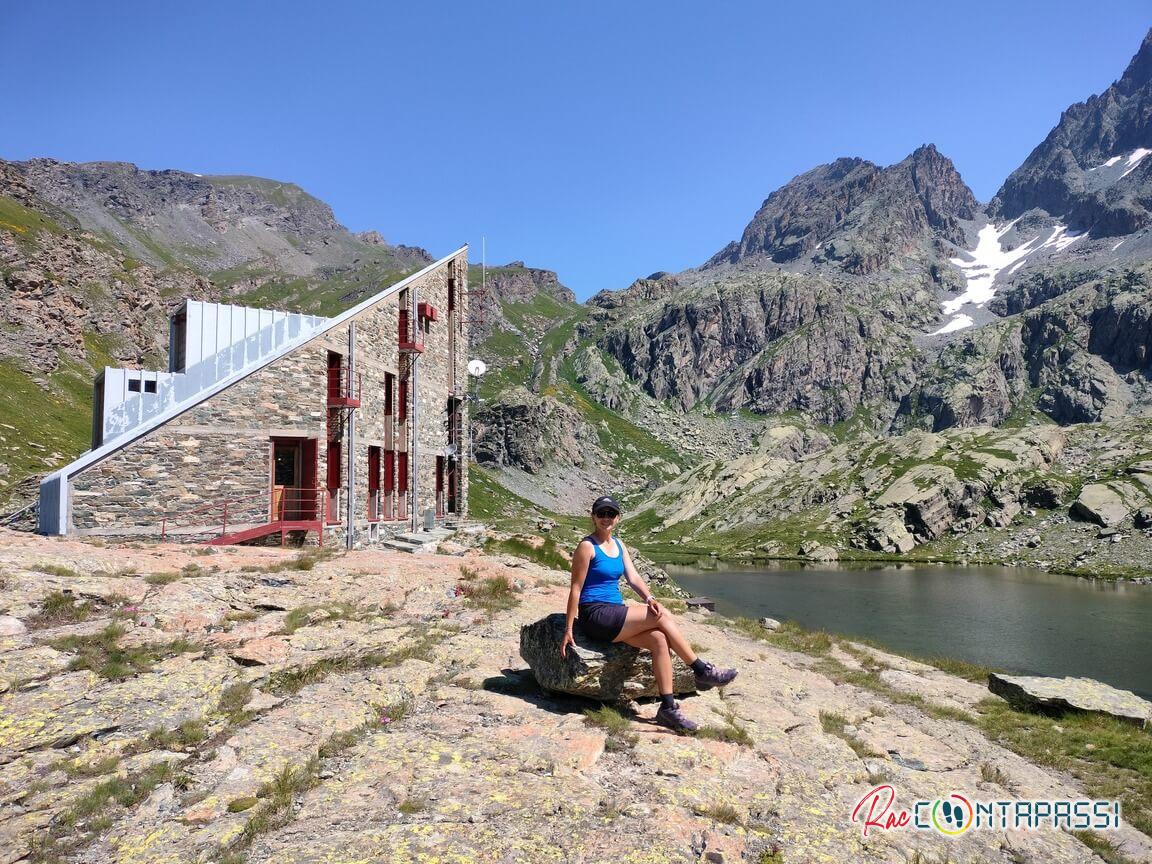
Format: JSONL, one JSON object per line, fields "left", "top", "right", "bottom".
{"left": 128, "top": 379, "right": 141, "bottom": 392}
{"left": 144, "top": 380, "right": 157, "bottom": 394}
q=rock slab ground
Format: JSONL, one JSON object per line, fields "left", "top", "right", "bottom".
{"left": 0, "top": 527, "right": 1149, "bottom": 864}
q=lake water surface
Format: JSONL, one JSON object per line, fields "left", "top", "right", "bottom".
{"left": 664, "top": 561, "right": 1152, "bottom": 699}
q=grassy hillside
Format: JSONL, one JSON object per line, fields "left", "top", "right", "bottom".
{"left": 0, "top": 335, "right": 118, "bottom": 505}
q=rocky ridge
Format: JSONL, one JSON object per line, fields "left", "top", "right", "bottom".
{"left": 706, "top": 145, "right": 978, "bottom": 276}
{"left": 1, "top": 530, "right": 1150, "bottom": 863}
{"left": 7, "top": 159, "right": 433, "bottom": 280}
{"left": 990, "top": 30, "right": 1152, "bottom": 236}
{"left": 629, "top": 418, "right": 1152, "bottom": 571}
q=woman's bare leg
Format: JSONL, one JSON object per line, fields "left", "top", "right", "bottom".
{"left": 620, "top": 628, "right": 672, "bottom": 694}
{"left": 614, "top": 605, "right": 697, "bottom": 665}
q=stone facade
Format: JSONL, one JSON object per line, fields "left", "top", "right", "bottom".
{"left": 68, "top": 252, "right": 469, "bottom": 545}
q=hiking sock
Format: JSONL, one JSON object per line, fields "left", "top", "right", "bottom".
{"left": 660, "top": 693, "right": 676, "bottom": 711}
{"left": 690, "top": 658, "right": 708, "bottom": 674}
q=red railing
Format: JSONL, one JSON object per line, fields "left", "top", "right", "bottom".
{"left": 161, "top": 487, "right": 327, "bottom": 545}
{"left": 270, "top": 486, "right": 326, "bottom": 523}
{"left": 327, "top": 370, "right": 362, "bottom": 407}
{"left": 398, "top": 309, "right": 424, "bottom": 353}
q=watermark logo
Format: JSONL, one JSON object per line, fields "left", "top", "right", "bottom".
{"left": 851, "top": 785, "right": 1120, "bottom": 838}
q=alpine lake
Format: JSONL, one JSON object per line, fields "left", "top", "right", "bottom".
{"left": 663, "top": 560, "right": 1152, "bottom": 700}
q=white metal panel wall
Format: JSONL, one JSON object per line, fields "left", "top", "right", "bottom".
{"left": 98, "top": 300, "right": 330, "bottom": 448}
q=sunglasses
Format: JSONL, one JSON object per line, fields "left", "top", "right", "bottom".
{"left": 594, "top": 510, "right": 619, "bottom": 518}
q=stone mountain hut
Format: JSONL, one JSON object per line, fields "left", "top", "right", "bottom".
{"left": 38, "top": 248, "right": 469, "bottom": 547}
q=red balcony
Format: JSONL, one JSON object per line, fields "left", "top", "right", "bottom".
{"left": 327, "top": 369, "right": 362, "bottom": 408}
{"left": 418, "top": 302, "right": 438, "bottom": 322}
{"left": 398, "top": 309, "right": 425, "bottom": 354}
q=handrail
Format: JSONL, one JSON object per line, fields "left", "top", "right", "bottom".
{"left": 161, "top": 486, "right": 326, "bottom": 543}
{"left": 327, "top": 369, "right": 363, "bottom": 401}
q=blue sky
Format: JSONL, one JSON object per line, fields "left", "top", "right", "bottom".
{"left": 2, "top": 2, "right": 1149, "bottom": 299}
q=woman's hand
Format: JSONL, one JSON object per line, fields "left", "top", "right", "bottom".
{"left": 645, "top": 596, "right": 663, "bottom": 619}
{"left": 560, "top": 628, "right": 576, "bottom": 658}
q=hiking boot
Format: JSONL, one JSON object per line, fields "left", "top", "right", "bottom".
{"left": 694, "top": 662, "right": 737, "bottom": 690}
{"left": 655, "top": 701, "right": 699, "bottom": 733}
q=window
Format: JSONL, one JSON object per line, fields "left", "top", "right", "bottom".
{"left": 398, "top": 378, "right": 408, "bottom": 423}
{"left": 367, "top": 446, "right": 381, "bottom": 521}
{"left": 384, "top": 373, "right": 395, "bottom": 416}
{"left": 144, "top": 379, "right": 157, "bottom": 394}
{"left": 327, "top": 351, "right": 343, "bottom": 398}
{"left": 398, "top": 451, "right": 408, "bottom": 494}
{"left": 170, "top": 309, "right": 187, "bottom": 372}
{"left": 128, "top": 379, "right": 141, "bottom": 392}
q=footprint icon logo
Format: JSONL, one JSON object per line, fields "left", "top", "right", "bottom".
{"left": 941, "top": 800, "right": 960, "bottom": 827}
{"left": 931, "top": 794, "right": 973, "bottom": 836}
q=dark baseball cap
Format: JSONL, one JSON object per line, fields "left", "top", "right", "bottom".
{"left": 591, "top": 496, "right": 622, "bottom": 515}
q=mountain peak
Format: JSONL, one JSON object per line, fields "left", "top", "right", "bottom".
{"left": 1116, "top": 27, "right": 1152, "bottom": 96}
{"left": 704, "top": 146, "right": 976, "bottom": 274}
{"left": 990, "top": 28, "right": 1152, "bottom": 232}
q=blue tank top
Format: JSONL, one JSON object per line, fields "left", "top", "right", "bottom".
{"left": 579, "top": 536, "right": 625, "bottom": 605}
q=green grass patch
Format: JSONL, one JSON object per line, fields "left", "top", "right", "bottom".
{"left": 267, "top": 627, "right": 453, "bottom": 695}
{"left": 1071, "top": 830, "right": 1140, "bottom": 864}
{"left": 264, "top": 547, "right": 340, "bottom": 573}
{"left": 720, "top": 616, "right": 834, "bottom": 656}
{"left": 975, "top": 697, "right": 1152, "bottom": 837}
{"left": 0, "top": 194, "right": 68, "bottom": 237}
{"left": 693, "top": 799, "right": 742, "bottom": 825}
{"left": 147, "top": 719, "right": 207, "bottom": 750}
{"left": 0, "top": 332, "right": 121, "bottom": 505}
{"left": 466, "top": 464, "right": 545, "bottom": 528}
{"left": 51, "top": 624, "right": 198, "bottom": 680}
{"left": 583, "top": 704, "right": 639, "bottom": 751}
{"left": 819, "top": 710, "right": 881, "bottom": 758}
{"left": 58, "top": 755, "right": 121, "bottom": 779}
{"left": 30, "top": 590, "right": 93, "bottom": 627}
{"left": 35, "top": 563, "right": 83, "bottom": 579}
{"left": 29, "top": 759, "right": 180, "bottom": 860}
{"left": 144, "top": 571, "right": 181, "bottom": 586}
{"left": 483, "top": 534, "right": 569, "bottom": 571}
{"left": 460, "top": 573, "right": 521, "bottom": 614}
{"left": 218, "top": 681, "right": 254, "bottom": 724}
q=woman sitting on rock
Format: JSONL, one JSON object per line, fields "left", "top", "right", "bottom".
{"left": 560, "top": 495, "right": 737, "bottom": 732}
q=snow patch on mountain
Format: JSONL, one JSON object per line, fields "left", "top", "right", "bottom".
{"left": 1121, "top": 147, "right": 1152, "bottom": 178}
{"left": 931, "top": 221, "right": 1083, "bottom": 335}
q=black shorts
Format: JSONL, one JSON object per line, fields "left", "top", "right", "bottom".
{"left": 578, "top": 602, "right": 628, "bottom": 642}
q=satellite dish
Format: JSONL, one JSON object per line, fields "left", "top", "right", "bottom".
{"left": 467, "top": 359, "right": 488, "bottom": 377}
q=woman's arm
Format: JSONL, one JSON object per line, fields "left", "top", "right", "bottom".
{"left": 620, "top": 541, "right": 661, "bottom": 617}
{"left": 562, "top": 541, "right": 592, "bottom": 657}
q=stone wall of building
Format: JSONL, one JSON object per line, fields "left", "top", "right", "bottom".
{"left": 68, "top": 252, "right": 468, "bottom": 543}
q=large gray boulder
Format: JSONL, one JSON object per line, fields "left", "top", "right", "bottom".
{"left": 519, "top": 613, "right": 696, "bottom": 700}
{"left": 988, "top": 673, "right": 1152, "bottom": 728}
{"left": 1072, "top": 483, "right": 1132, "bottom": 527}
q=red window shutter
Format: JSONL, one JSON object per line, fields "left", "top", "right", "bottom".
{"left": 367, "top": 447, "right": 380, "bottom": 494}
{"left": 384, "top": 373, "right": 394, "bottom": 416}
{"left": 398, "top": 452, "right": 408, "bottom": 494}
{"left": 398, "top": 379, "right": 408, "bottom": 423}
{"left": 383, "top": 450, "right": 395, "bottom": 493}
{"left": 327, "top": 441, "right": 341, "bottom": 489}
